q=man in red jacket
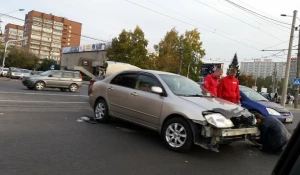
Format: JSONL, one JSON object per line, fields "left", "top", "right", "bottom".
{"left": 204, "top": 68, "right": 223, "bottom": 96}
{"left": 217, "top": 68, "right": 240, "bottom": 104}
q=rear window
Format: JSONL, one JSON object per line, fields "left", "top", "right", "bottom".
{"left": 111, "top": 73, "right": 137, "bottom": 89}
{"left": 73, "top": 73, "right": 80, "bottom": 78}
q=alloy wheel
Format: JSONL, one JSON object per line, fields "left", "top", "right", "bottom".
{"left": 165, "top": 123, "right": 187, "bottom": 148}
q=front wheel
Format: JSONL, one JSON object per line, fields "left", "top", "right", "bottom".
{"left": 35, "top": 81, "right": 45, "bottom": 91}
{"left": 69, "top": 84, "right": 78, "bottom": 92}
{"left": 162, "top": 117, "right": 193, "bottom": 152}
{"left": 94, "top": 99, "right": 110, "bottom": 123}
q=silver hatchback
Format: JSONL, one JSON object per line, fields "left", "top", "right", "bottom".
{"left": 89, "top": 70, "right": 258, "bottom": 152}
{"left": 22, "top": 70, "right": 82, "bottom": 92}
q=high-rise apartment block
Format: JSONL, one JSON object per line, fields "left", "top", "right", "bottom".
{"left": 4, "top": 23, "right": 24, "bottom": 47}
{"left": 23, "top": 10, "right": 82, "bottom": 62}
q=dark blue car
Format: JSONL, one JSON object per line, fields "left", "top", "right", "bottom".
{"left": 199, "top": 82, "right": 294, "bottom": 124}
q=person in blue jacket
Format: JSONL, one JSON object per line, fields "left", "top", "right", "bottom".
{"left": 255, "top": 114, "right": 291, "bottom": 153}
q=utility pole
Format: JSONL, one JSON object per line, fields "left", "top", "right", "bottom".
{"left": 294, "top": 27, "right": 300, "bottom": 108}
{"left": 272, "top": 63, "right": 278, "bottom": 93}
{"left": 178, "top": 47, "right": 183, "bottom": 75}
{"left": 281, "top": 10, "right": 297, "bottom": 107}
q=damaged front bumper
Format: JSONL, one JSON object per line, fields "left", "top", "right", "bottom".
{"left": 188, "top": 120, "right": 258, "bottom": 152}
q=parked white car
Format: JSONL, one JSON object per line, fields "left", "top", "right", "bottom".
{"left": 0, "top": 67, "right": 9, "bottom": 77}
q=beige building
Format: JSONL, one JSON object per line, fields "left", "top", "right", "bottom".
{"left": 4, "top": 23, "right": 24, "bottom": 47}
{"left": 23, "top": 10, "right": 82, "bottom": 63}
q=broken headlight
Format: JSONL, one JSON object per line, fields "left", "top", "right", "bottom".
{"left": 204, "top": 113, "right": 234, "bottom": 128}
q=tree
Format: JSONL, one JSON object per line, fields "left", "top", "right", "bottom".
{"left": 106, "top": 26, "right": 149, "bottom": 68}
{"left": 5, "top": 46, "right": 38, "bottom": 70}
{"left": 37, "top": 59, "right": 60, "bottom": 71}
{"left": 228, "top": 53, "right": 240, "bottom": 78}
{"left": 239, "top": 74, "right": 255, "bottom": 87}
{"left": 154, "top": 28, "right": 205, "bottom": 81}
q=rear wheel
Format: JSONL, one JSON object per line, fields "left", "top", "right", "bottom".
{"left": 162, "top": 117, "right": 193, "bottom": 152}
{"left": 69, "top": 84, "right": 78, "bottom": 92}
{"left": 94, "top": 99, "right": 110, "bottom": 123}
{"left": 35, "top": 81, "right": 45, "bottom": 91}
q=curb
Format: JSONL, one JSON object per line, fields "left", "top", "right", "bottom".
{"left": 0, "top": 77, "right": 10, "bottom": 81}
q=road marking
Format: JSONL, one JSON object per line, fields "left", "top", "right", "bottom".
{"left": 0, "top": 100, "right": 87, "bottom": 103}
{"left": 0, "top": 91, "right": 88, "bottom": 97}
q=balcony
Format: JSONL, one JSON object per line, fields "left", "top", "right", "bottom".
{"left": 31, "top": 34, "right": 41, "bottom": 40}
{"left": 54, "top": 21, "right": 63, "bottom": 27}
{"left": 52, "top": 39, "right": 61, "bottom": 43}
{"left": 31, "top": 31, "right": 41, "bottom": 36}
{"left": 42, "top": 33, "right": 52, "bottom": 37}
{"left": 53, "top": 26, "right": 63, "bottom": 31}
{"left": 33, "top": 21, "right": 42, "bottom": 26}
{"left": 52, "top": 34, "right": 62, "bottom": 40}
{"left": 51, "top": 48, "right": 60, "bottom": 52}
{"left": 40, "top": 46, "right": 50, "bottom": 51}
{"left": 41, "top": 42, "right": 51, "bottom": 47}
{"left": 30, "top": 44, "right": 40, "bottom": 50}
{"left": 32, "top": 25, "right": 42, "bottom": 31}
{"left": 43, "top": 28, "right": 52, "bottom": 33}
{"left": 33, "top": 17, "right": 43, "bottom": 22}
{"left": 43, "top": 19, "right": 53, "bottom": 24}
{"left": 43, "top": 24, "right": 52, "bottom": 28}
{"left": 51, "top": 43, "right": 61, "bottom": 48}
{"left": 41, "top": 37, "right": 52, "bottom": 42}
{"left": 30, "top": 39, "right": 40, "bottom": 45}
{"left": 52, "top": 52, "right": 60, "bottom": 56}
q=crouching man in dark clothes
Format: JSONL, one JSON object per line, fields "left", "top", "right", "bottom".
{"left": 255, "top": 114, "right": 291, "bottom": 153}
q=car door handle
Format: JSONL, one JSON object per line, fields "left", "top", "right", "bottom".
{"left": 108, "top": 87, "right": 114, "bottom": 90}
{"left": 131, "top": 92, "right": 138, "bottom": 96}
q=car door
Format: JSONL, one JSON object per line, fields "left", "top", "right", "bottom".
{"left": 126, "top": 73, "right": 165, "bottom": 129}
{"left": 107, "top": 72, "right": 138, "bottom": 121}
{"left": 46, "top": 71, "right": 62, "bottom": 87}
{"left": 60, "top": 72, "right": 73, "bottom": 87}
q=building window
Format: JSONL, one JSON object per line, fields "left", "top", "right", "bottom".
{"left": 69, "top": 30, "right": 71, "bottom": 33}
{"left": 68, "top": 35, "right": 71, "bottom": 37}
{"left": 68, "top": 43, "right": 70, "bottom": 45}
{"left": 69, "top": 26, "right": 72, "bottom": 29}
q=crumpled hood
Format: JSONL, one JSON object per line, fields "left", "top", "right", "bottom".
{"left": 255, "top": 100, "right": 289, "bottom": 112}
{"left": 180, "top": 96, "right": 252, "bottom": 118}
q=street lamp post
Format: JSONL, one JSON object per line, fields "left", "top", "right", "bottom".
{"left": 280, "top": 10, "right": 298, "bottom": 107}
{"left": 2, "top": 38, "right": 27, "bottom": 67}
{"left": 0, "top": 9, "right": 24, "bottom": 34}
{"left": 178, "top": 47, "right": 183, "bottom": 75}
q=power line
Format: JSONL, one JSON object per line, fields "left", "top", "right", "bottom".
{"left": 125, "top": 0, "right": 260, "bottom": 50}
{"left": 147, "top": 0, "right": 267, "bottom": 47}
{"left": 195, "top": 0, "right": 285, "bottom": 41}
{"left": 262, "top": 36, "right": 299, "bottom": 50}
{"left": 0, "top": 13, "right": 108, "bottom": 42}
{"left": 224, "top": 0, "right": 291, "bottom": 26}
{"left": 218, "top": 0, "right": 290, "bottom": 33}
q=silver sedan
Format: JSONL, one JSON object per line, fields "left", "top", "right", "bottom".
{"left": 89, "top": 70, "right": 258, "bottom": 152}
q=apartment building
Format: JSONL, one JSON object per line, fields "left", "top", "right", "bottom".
{"left": 23, "top": 10, "right": 82, "bottom": 62}
{"left": 4, "top": 24, "right": 24, "bottom": 47}
{"left": 240, "top": 58, "right": 297, "bottom": 84}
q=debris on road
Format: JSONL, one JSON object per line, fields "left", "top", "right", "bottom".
{"left": 76, "top": 116, "right": 97, "bottom": 124}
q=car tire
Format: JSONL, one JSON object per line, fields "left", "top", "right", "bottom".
{"left": 35, "top": 81, "right": 45, "bottom": 91}
{"left": 69, "top": 84, "right": 78, "bottom": 92}
{"left": 60, "top": 88, "right": 68, "bottom": 92}
{"left": 94, "top": 99, "right": 110, "bottom": 123}
{"left": 162, "top": 117, "right": 193, "bottom": 152}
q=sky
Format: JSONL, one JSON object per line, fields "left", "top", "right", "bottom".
{"left": 1, "top": 0, "right": 300, "bottom": 70}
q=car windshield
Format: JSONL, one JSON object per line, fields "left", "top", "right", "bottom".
{"left": 159, "top": 74, "right": 211, "bottom": 96}
{"left": 11, "top": 69, "right": 21, "bottom": 72}
{"left": 240, "top": 86, "right": 268, "bottom": 101}
{"left": 40, "top": 70, "right": 53, "bottom": 76}
{"left": 21, "top": 70, "right": 30, "bottom": 73}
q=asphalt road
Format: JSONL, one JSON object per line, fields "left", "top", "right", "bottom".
{"left": 0, "top": 80, "right": 299, "bottom": 175}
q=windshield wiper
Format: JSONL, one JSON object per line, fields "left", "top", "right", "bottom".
{"left": 182, "top": 94, "right": 214, "bottom": 98}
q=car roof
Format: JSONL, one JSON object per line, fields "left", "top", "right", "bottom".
{"left": 121, "top": 69, "right": 179, "bottom": 76}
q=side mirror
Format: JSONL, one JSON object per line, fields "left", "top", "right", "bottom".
{"left": 151, "top": 86, "right": 163, "bottom": 94}
{"left": 48, "top": 75, "right": 53, "bottom": 77}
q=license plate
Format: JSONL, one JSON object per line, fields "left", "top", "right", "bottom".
{"left": 286, "top": 118, "right": 293, "bottom": 122}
